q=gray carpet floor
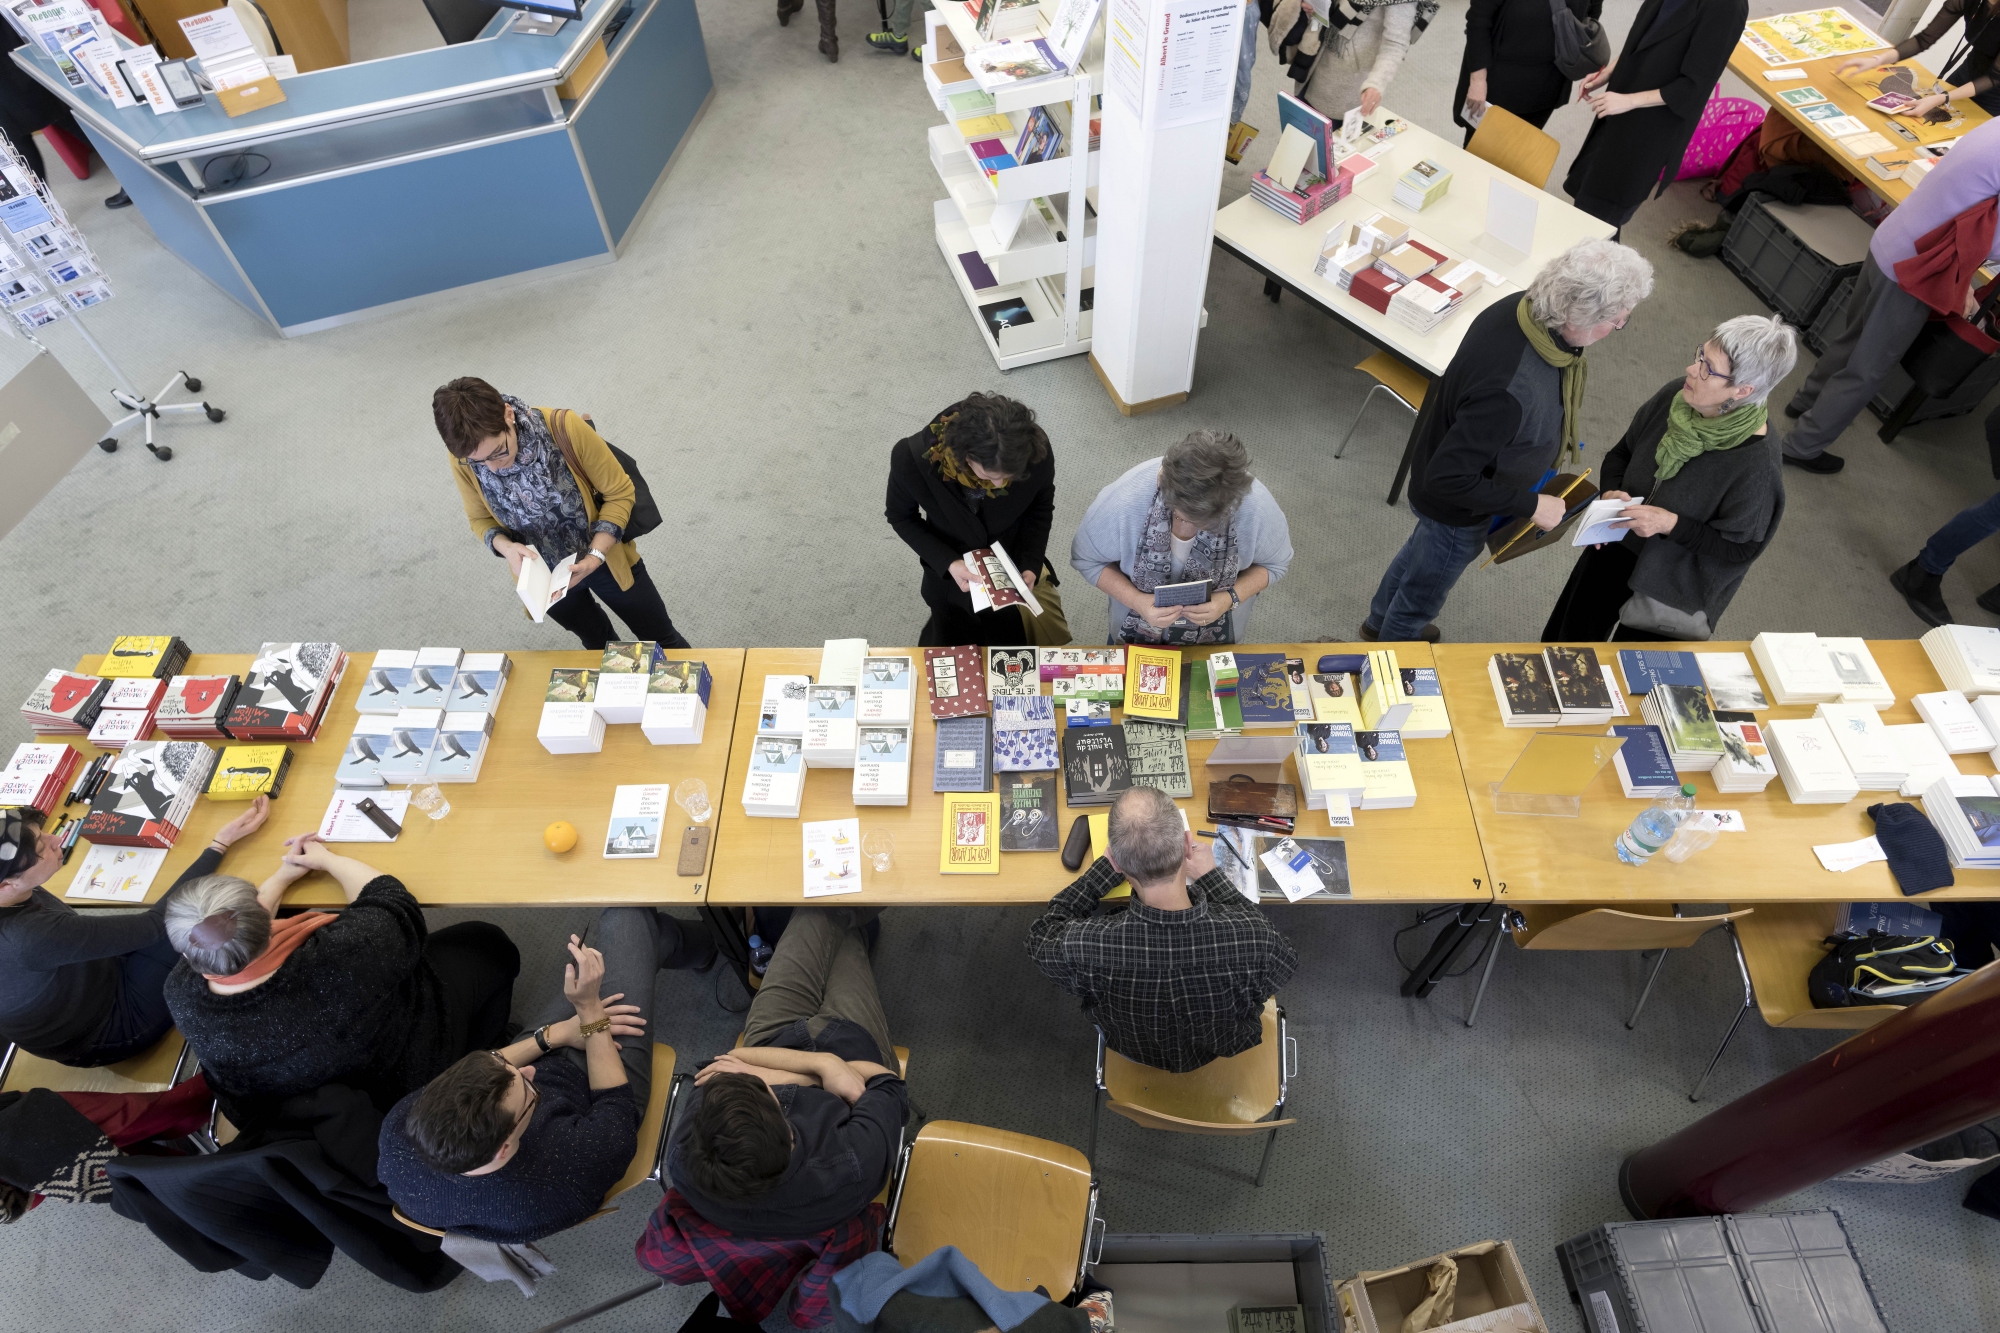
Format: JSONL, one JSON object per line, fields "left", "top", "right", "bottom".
{"left": 2, "top": 0, "right": 1998, "bottom": 1327}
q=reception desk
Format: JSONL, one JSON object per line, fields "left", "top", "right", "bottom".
{"left": 12, "top": 0, "right": 710, "bottom": 335}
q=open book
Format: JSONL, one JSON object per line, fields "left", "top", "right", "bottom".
{"left": 515, "top": 549, "right": 578, "bottom": 622}
{"left": 965, "top": 541, "right": 1045, "bottom": 616}
{"left": 1572, "top": 496, "right": 1642, "bottom": 546}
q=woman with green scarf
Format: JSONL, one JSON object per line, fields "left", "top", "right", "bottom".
{"left": 1543, "top": 314, "right": 1800, "bottom": 641}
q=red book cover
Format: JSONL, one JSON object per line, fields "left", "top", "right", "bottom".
{"left": 1350, "top": 267, "right": 1403, "bottom": 314}
{"left": 926, "top": 647, "right": 991, "bottom": 719}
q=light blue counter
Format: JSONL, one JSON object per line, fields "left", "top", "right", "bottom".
{"left": 15, "top": 0, "right": 711, "bottom": 335}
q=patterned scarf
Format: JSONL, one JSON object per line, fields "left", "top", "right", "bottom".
{"left": 926, "top": 415, "right": 1009, "bottom": 497}
{"left": 469, "top": 395, "right": 593, "bottom": 560}
{"left": 1120, "top": 488, "right": 1240, "bottom": 645}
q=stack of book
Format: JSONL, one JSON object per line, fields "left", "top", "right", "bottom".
{"left": 934, "top": 716, "right": 993, "bottom": 792}
{"left": 337, "top": 717, "right": 394, "bottom": 788}
{"left": 1356, "top": 730, "right": 1416, "bottom": 808}
{"left": 1388, "top": 262, "right": 1485, "bottom": 335}
{"left": 803, "top": 684, "right": 859, "bottom": 768}
{"left": 926, "top": 646, "right": 990, "bottom": 719}
{"left": 21, "top": 669, "right": 110, "bottom": 735}
{"left": 1228, "top": 653, "right": 1299, "bottom": 731}
{"left": 1043, "top": 647, "right": 1125, "bottom": 701}
{"left": 1248, "top": 169, "right": 1344, "bottom": 224}
{"left": 1307, "top": 664, "right": 1364, "bottom": 728}
{"left": 99, "top": 636, "right": 190, "bottom": 681}
{"left": 453, "top": 653, "right": 512, "bottom": 713}
{"left": 1814, "top": 703, "right": 1906, "bottom": 791}
{"left": 1915, "top": 689, "right": 1994, "bottom": 754}
{"left": 1617, "top": 649, "right": 1702, "bottom": 697}
{"left": 642, "top": 660, "right": 712, "bottom": 745}
{"left": 155, "top": 675, "right": 241, "bottom": 739}
{"left": 359, "top": 650, "right": 416, "bottom": 713}
{"left": 1819, "top": 637, "right": 1893, "bottom": 708}
{"left": 1543, "top": 646, "right": 1617, "bottom": 725}
{"left": 429, "top": 713, "right": 495, "bottom": 783}
{"left": 1609, "top": 724, "right": 1680, "bottom": 799}
{"left": 1888, "top": 722, "right": 1960, "bottom": 798}
{"left": 1396, "top": 664, "right": 1450, "bottom": 739}
{"left": 1750, "top": 632, "right": 1843, "bottom": 705}
{"left": 1710, "top": 713, "right": 1778, "bottom": 794}
{"left": 858, "top": 657, "right": 915, "bottom": 725}
{"left": 1490, "top": 652, "right": 1561, "bottom": 727}
{"left": 992, "top": 694, "right": 1057, "bottom": 769}
{"left": 1392, "top": 158, "right": 1452, "bottom": 211}
{"left": 1296, "top": 722, "right": 1364, "bottom": 810}
{"left": 379, "top": 709, "right": 444, "bottom": 783}
{"left": 853, "top": 725, "right": 914, "bottom": 805}
{"left": 0, "top": 742, "right": 80, "bottom": 817}
{"left": 821, "top": 638, "right": 870, "bottom": 687}
{"left": 1643, "top": 685, "right": 1725, "bottom": 772}
{"left": 1186, "top": 660, "right": 1237, "bottom": 738}
{"left": 1923, "top": 773, "right": 2000, "bottom": 869}
{"left": 228, "top": 642, "right": 346, "bottom": 742}
{"left": 207, "top": 744, "right": 291, "bottom": 800}
{"left": 402, "top": 648, "right": 462, "bottom": 710}
{"left": 1922, "top": 624, "right": 2000, "bottom": 697}
{"left": 1061, "top": 724, "right": 1132, "bottom": 806}
{"left": 1694, "top": 651, "right": 1769, "bottom": 711}
{"left": 1123, "top": 646, "right": 1182, "bottom": 721}
{"left": 1358, "top": 651, "right": 1412, "bottom": 731}
{"left": 87, "top": 678, "right": 166, "bottom": 750}
{"left": 595, "top": 641, "right": 662, "bottom": 724}
{"left": 1123, "top": 718, "right": 1193, "bottom": 798}
{"left": 987, "top": 646, "right": 1040, "bottom": 697}
{"left": 742, "top": 733, "right": 805, "bottom": 818}
{"left": 1767, "top": 717, "right": 1861, "bottom": 804}
{"left": 539, "top": 669, "right": 607, "bottom": 755}
{"left": 82, "top": 740, "right": 215, "bottom": 848}
{"left": 759, "top": 674, "right": 813, "bottom": 734}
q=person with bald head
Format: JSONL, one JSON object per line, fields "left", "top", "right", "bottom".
{"left": 1025, "top": 787, "right": 1298, "bottom": 1073}
{"left": 160, "top": 837, "right": 519, "bottom": 1127}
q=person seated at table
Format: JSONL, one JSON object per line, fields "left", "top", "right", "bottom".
{"left": 376, "top": 906, "right": 712, "bottom": 1242}
{"left": 0, "top": 797, "right": 271, "bottom": 1068}
{"left": 1026, "top": 787, "right": 1298, "bottom": 1074}
{"left": 1835, "top": 1, "right": 2000, "bottom": 121}
{"left": 1542, "top": 315, "right": 1798, "bottom": 641}
{"left": 1070, "top": 430, "right": 1292, "bottom": 646}
{"left": 161, "top": 836, "right": 520, "bottom": 1125}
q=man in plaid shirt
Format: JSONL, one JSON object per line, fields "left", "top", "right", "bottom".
{"left": 1027, "top": 787, "right": 1297, "bottom": 1073}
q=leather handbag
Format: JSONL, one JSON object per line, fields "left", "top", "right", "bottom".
{"left": 1207, "top": 774, "right": 1299, "bottom": 831}
{"left": 1549, "top": 0, "right": 1611, "bottom": 80}
{"left": 549, "top": 408, "right": 663, "bottom": 540}
{"left": 1902, "top": 281, "right": 2000, "bottom": 401}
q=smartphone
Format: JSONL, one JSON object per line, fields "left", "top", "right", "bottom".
{"left": 157, "top": 59, "right": 204, "bottom": 108}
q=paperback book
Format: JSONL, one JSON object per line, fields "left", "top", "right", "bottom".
{"left": 1397, "top": 666, "right": 1450, "bottom": 739}
{"left": 963, "top": 543, "right": 1044, "bottom": 616}
{"left": 741, "top": 733, "right": 805, "bottom": 818}
{"left": 21, "top": 670, "right": 108, "bottom": 735}
{"left": 594, "top": 641, "right": 659, "bottom": 725}
{"left": 98, "top": 635, "right": 188, "bottom": 680}
{"left": 1490, "top": 653, "right": 1560, "bottom": 726}
{"left": 428, "top": 712, "right": 494, "bottom": 783}
{"left": 228, "top": 642, "right": 345, "bottom": 741}
{"left": 1711, "top": 711, "right": 1778, "bottom": 794}
{"left": 1358, "top": 651, "right": 1411, "bottom": 732}
{"left": 1543, "top": 645, "right": 1615, "bottom": 723}
{"left": 759, "top": 674, "right": 813, "bottom": 734}
{"left": 337, "top": 716, "right": 394, "bottom": 788}
{"left": 999, "top": 773, "right": 1059, "bottom": 851}
{"left": 642, "top": 660, "right": 711, "bottom": 745}
{"left": 987, "top": 646, "right": 1040, "bottom": 696}
{"left": 359, "top": 650, "right": 415, "bottom": 714}
{"left": 82, "top": 740, "right": 214, "bottom": 848}
{"left": 1609, "top": 724, "right": 1679, "bottom": 798}
{"left": 926, "top": 646, "right": 990, "bottom": 719}
{"left": 155, "top": 674, "right": 240, "bottom": 739}
{"left": 1122, "top": 718, "right": 1193, "bottom": 799}
{"left": 0, "top": 742, "right": 79, "bottom": 816}
{"left": 858, "top": 656, "right": 915, "bottom": 724}
{"left": 451, "top": 653, "right": 513, "bottom": 713}
{"left": 1122, "top": 645, "right": 1182, "bottom": 721}
{"left": 378, "top": 708, "right": 443, "bottom": 784}
{"left": 399, "top": 647, "right": 461, "bottom": 711}
{"left": 1642, "top": 685, "right": 1725, "bottom": 772}
{"left": 1696, "top": 652, "right": 1769, "bottom": 711}
{"left": 1065, "top": 698, "right": 1113, "bottom": 726}
{"left": 939, "top": 791, "right": 1002, "bottom": 872}
{"left": 992, "top": 694, "right": 1058, "bottom": 770}
{"left": 803, "top": 818, "right": 863, "bottom": 895}
{"left": 1355, "top": 730, "right": 1415, "bottom": 808}
{"left": 538, "top": 669, "right": 606, "bottom": 755}
{"left": 1616, "top": 649, "right": 1703, "bottom": 697}
{"left": 1041, "top": 648, "right": 1125, "bottom": 700}
{"left": 207, "top": 744, "right": 291, "bottom": 800}
{"left": 803, "top": 685, "right": 859, "bottom": 769}
{"left": 1296, "top": 722, "right": 1364, "bottom": 810}
{"left": 854, "top": 725, "right": 914, "bottom": 805}
{"left": 934, "top": 715, "right": 994, "bottom": 792}
{"left": 1233, "top": 653, "right": 1297, "bottom": 730}
{"left": 603, "top": 784, "right": 668, "bottom": 858}
{"left": 1061, "top": 725, "right": 1132, "bottom": 806}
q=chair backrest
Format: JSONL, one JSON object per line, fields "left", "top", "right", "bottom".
{"left": 890, "top": 1121, "right": 1094, "bottom": 1301}
{"left": 1737, "top": 903, "right": 1904, "bottom": 1030}
{"left": 605, "top": 1043, "right": 678, "bottom": 1202}
{"left": 1100, "top": 999, "right": 1289, "bottom": 1133}
{"left": 1516, "top": 905, "right": 1752, "bottom": 952}
{"left": 1466, "top": 105, "right": 1561, "bottom": 191}
{"left": 0, "top": 1030, "right": 188, "bottom": 1096}
{"left": 1354, "top": 352, "right": 1429, "bottom": 413}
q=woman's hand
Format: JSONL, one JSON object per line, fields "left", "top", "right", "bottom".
{"left": 1835, "top": 52, "right": 1892, "bottom": 78}
{"left": 1580, "top": 63, "right": 1613, "bottom": 95}
{"left": 213, "top": 795, "right": 271, "bottom": 849}
{"left": 494, "top": 536, "right": 533, "bottom": 580}
{"left": 1587, "top": 89, "right": 1645, "bottom": 118}
{"left": 1019, "top": 566, "right": 1037, "bottom": 589}
{"left": 562, "top": 934, "right": 609, "bottom": 1021}
{"left": 1465, "top": 68, "right": 1487, "bottom": 117}
{"left": 1180, "top": 593, "right": 1232, "bottom": 627}
{"left": 566, "top": 553, "right": 602, "bottom": 589}
{"left": 1903, "top": 91, "right": 1950, "bottom": 119}
{"left": 1613, "top": 504, "right": 1679, "bottom": 538}
{"left": 279, "top": 832, "right": 331, "bottom": 872}
{"left": 1360, "top": 86, "right": 1382, "bottom": 117}
{"left": 948, "top": 559, "right": 974, "bottom": 593}
{"left": 1135, "top": 601, "right": 1185, "bottom": 630}
{"left": 1599, "top": 490, "right": 1631, "bottom": 502}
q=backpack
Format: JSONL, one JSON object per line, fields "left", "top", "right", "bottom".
{"left": 548, "top": 408, "right": 663, "bottom": 541}
{"left": 1808, "top": 931, "right": 1969, "bottom": 1008}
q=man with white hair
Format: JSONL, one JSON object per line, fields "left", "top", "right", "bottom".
{"left": 1363, "top": 238, "right": 1655, "bottom": 643}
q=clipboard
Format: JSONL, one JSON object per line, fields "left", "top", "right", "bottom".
{"left": 1483, "top": 473, "right": 1598, "bottom": 565}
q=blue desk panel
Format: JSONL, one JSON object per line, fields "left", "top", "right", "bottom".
{"left": 202, "top": 129, "right": 610, "bottom": 330}
{"left": 572, "top": 0, "right": 711, "bottom": 245}
{"left": 78, "top": 126, "right": 267, "bottom": 321}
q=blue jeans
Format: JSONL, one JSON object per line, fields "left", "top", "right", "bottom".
{"left": 1919, "top": 491, "right": 2000, "bottom": 577}
{"left": 1230, "top": 3, "right": 1257, "bottom": 125}
{"left": 1367, "top": 514, "right": 1488, "bottom": 639}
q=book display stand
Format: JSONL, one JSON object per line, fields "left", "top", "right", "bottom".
{"left": 922, "top": 2, "right": 1104, "bottom": 370}
{"left": 1490, "top": 731, "right": 1625, "bottom": 818}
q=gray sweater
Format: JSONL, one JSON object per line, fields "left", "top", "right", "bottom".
{"left": 1603, "top": 381, "right": 1785, "bottom": 633}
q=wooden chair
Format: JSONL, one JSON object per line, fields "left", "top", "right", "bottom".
{"left": 885, "top": 1121, "right": 1099, "bottom": 1301}
{"left": 1465, "top": 104, "right": 1561, "bottom": 190}
{"left": 1463, "top": 904, "right": 1755, "bottom": 1030}
{"left": 1090, "top": 998, "right": 1296, "bottom": 1187}
{"left": 1335, "top": 352, "right": 1429, "bottom": 463}
{"left": 1690, "top": 904, "right": 1905, "bottom": 1102}
{"left": 0, "top": 1028, "right": 192, "bottom": 1096}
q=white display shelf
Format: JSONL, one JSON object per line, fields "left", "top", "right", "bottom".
{"left": 935, "top": 207, "right": 1089, "bottom": 370}
{"left": 931, "top": 195, "right": 1096, "bottom": 284}
{"left": 925, "top": 6, "right": 1105, "bottom": 113}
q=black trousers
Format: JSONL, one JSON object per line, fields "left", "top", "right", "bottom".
{"left": 544, "top": 557, "right": 690, "bottom": 652}
{"left": 426, "top": 922, "right": 521, "bottom": 1058}
{"left": 1542, "top": 542, "right": 1674, "bottom": 643}
{"left": 64, "top": 936, "right": 181, "bottom": 1067}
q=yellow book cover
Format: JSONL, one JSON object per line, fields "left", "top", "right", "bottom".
{"left": 1359, "top": 651, "right": 1398, "bottom": 729}
{"left": 1309, "top": 672, "right": 1365, "bottom": 729}
{"left": 956, "top": 113, "right": 1015, "bottom": 139}
{"left": 1122, "top": 646, "right": 1181, "bottom": 721}
{"left": 939, "top": 792, "right": 1002, "bottom": 874}
{"left": 1087, "top": 812, "right": 1131, "bottom": 900}
{"left": 208, "top": 745, "right": 289, "bottom": 799}
{"left": 101, "top": 636, "right": 175, "bottom": 677}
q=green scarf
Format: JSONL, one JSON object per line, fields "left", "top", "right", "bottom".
{"left": 1516, "top": 296, "right": 1586, "bottom": 470}
{"left": 1654, "top": 392, "right": 1767, "bottom": 482}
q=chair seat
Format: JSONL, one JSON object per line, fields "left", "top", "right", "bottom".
{"left": 1, "top": 1030, "right": 187, "bottom": 1096}
{"left": 1738, "top": 904, "right": 1904, "bottom": 1030}
{"left": 606, "top": 1042, "right": 678, "bottom": 1202}
{"left": 891, "top": 1120, "right": 1093, "bottom": 1301}
{"left": 1102, "top": 999, "right": 1281, "bottom": 1129}
{"left": 1355, "top": 352, "right": 1429, "bottom": 412}
{"left": 1515, "top": 905, "right": 1752, "bottom": 952}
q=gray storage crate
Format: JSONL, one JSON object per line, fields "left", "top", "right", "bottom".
{"left": 1557, "top": 1208, "right": 1887, "bottom": 1333}
{"left": 1720, "top": 197, "right": 1872, "bottom": 328}
{"left": 1803, "top": 271, "right": 1856, "bottom": 355}
{"left": 1096, "top": 1232, "right": 1336, "bottom": 1333}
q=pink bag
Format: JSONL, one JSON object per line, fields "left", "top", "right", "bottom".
{"left": 1678, "top": 89, "right": 1765, "bottom": 181}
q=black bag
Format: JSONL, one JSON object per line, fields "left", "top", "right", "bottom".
{"left": 550, "top": 408, "right": 663, "bottom": 540}
{"left": 1808, "top": 931, "right": 1967, "bottom": 1008}
{"left": 1550, "top": 0, "right": 1611, "bottom": 80}
{"left": 1902, "top": 284, "right": 2000, "bottom": 401}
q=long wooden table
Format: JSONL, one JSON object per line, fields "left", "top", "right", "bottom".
{"left": 1436, "top": 639, "right": 2000, "bottom": 903}
{"left": 45, "top": 650, "right": 744, "bottom": 908}
{"left": 703, "top": 645, "right": 1489, "bottom": 908}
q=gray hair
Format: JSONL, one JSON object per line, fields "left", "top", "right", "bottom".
{"left": 163, "top": 874, "right": 270, "bottom": 976}
{"left": 1106, "top": 787, "right": 1187, "bottom": 885}
{"left": 1710, "top": 314, "right": 1798, "bottom": 406}
{"left": 1158, "top": 430, "right": 1254, "bottom": 528}
{"left": 1527, "top": 239, "right": 1655, "bottom": 333}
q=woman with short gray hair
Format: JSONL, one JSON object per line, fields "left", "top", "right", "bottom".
{"left": 1543, "top": 313, "right": 1799, "bottom": 640}
{"left": 1071, "top": 430, "right": 1294, "bottom": 644}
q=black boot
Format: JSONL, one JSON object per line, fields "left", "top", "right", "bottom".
{"left": 1891, "top": 558, "right": 1953, "bottom": 627}
{"left": 776, "top": 0, "right": 802, "bottom": 23}
{"left": 1978, "top": 583, "right": 2000, "bottom": 619}
{"left": 816, "top": 0, "right": 837, "bottom": 58}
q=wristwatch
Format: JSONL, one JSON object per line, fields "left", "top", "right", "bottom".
{"left": 532, "top": 1024, "right": 553, "bottom": 1053}
{"left": 1227, "top": 586, "right": 1241, "bottom": 608}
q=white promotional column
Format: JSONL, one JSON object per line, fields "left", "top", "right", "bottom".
{"left": 1089, "top": 0, "right": 1244, "bottom": 414}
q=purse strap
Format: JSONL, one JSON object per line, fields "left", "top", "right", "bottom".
{"left": 547, "top": 408, "right": 610, "bottom": 507}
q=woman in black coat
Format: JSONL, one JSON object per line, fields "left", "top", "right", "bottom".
{"left": 1562, "top": 0, "right": 1746, "bottom": 233}
{"left": 1453, "top": 0, "right": 1603, "bottom": 141}
{"left": 885, "top": 392, "right": 1057, "bottom": 646}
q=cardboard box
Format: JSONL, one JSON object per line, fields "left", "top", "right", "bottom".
{"left": 1338, "top": 1240, "right": 1547, "bottom": 1333}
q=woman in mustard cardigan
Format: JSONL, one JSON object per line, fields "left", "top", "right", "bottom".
{"left": 436, "top": 377, "right": 689, "bottom": 650}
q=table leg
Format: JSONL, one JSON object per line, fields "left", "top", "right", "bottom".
{"left": 1400, "top": 903, "right": 1497, "bottom": 999}
{"left": 1263, "top": 278, "right": 1282, "bottom": 304}
{"left": 702, "top": 902, "right": 752, "bottom": 976}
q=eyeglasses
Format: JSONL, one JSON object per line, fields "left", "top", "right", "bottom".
{"left": 466, "top": 428, "right": 515, "bottom": 470}
{"left": 1692, "top": 346, "right": 1736, "bottom": 384}
{"left": 495, "top": 1056, "right": 539, "bottom": 1135}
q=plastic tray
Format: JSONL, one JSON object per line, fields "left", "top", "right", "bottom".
{"left": 1719, "top": 197, "right": 1863, "bottom": 328}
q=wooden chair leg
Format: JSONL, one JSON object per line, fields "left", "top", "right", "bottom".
{"left": 1628, "top": 948, "right": 1670, "bottom": 1030}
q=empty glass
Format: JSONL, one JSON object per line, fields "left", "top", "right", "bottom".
{"left": 861, "top": 830, "right": 894, "bottom": 873}
{"left": 405, "top": 782, "right": 451, "bottom": 821}
{"left": 674, "top": 778, "right": 712, "bottom": 824}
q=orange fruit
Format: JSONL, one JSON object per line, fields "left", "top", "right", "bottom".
{"left": 543, "top": 820, "right": 578, "bottom": 854}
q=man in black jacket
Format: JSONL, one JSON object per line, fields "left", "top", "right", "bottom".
{"left": 1363, "top": 239, "right": 1654, "bottom": 642}
{"left": 884, "top": 393, "right": 1058, "bottom": 646}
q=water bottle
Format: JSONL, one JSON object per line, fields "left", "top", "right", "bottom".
{"left": 747, "top": 934, "right": 774, "bottom": 977}
{"left": 1615, "top": 784, "right": 1697, "bottom": 866}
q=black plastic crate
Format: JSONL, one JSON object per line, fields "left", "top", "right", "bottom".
{"left": 1719, "top": 197, "right": 1865, "bottom": 328}
{"left": 1804, "top": 271, "right": 1857, "bottom": 355}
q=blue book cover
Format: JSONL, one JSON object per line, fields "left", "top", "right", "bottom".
{"left": 378, "top": 708, "right": 443, "bottom": 783}
{"left": 1276, "top": 90, "right": 1332, "bottom": 177}
{"left": 1234, "top": 653, "right": 1295, "bottom": 728}
{"left": 336, "top": 717, "right": 394, "bottom": 788}
{"left": 398, "top": 648, "right": 461, "bottom": 710}
{"left": 1610, "top": 724, "right": 1676, "bottom": 790}
{"left": 1398, "top": 667, "right": 1441, "bottom": 697}
{"left": 993, "top": 695, "right": 1057, "bottom": 770}
{"left": 428, "top": 712, "right": 493, "bottom": 780}
{"left": 934, "top": 716, "right": 992, "bottom": 792}
{"left": 1617, "top": 650, "right": 1703, "bottom": 697}
{"left": 451, "top": 653, "right": 512, "bottom": 713}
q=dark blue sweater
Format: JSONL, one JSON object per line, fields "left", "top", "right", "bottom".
{"left": 377, "top": 1053, "right": 639, "bottom": 1243}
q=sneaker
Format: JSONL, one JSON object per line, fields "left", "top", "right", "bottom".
{"left": 1782, "top": 450, "right": 1844, "bottom": 473}
{"left": 910, "top": 42, "right": 923, "bottom": 60}
{"left": 866, "top": 29, "right": 908, "bottom": 54}
{"left": 1225, "top": 120, "right": 1259, "bottom": 164}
